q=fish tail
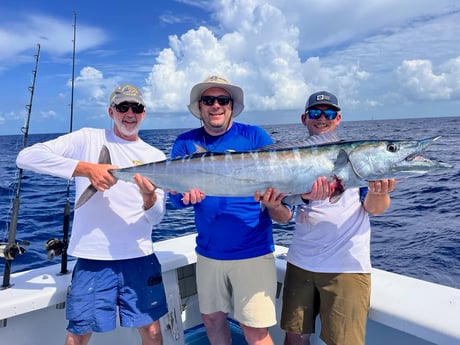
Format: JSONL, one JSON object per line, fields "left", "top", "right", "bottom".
{"left": 74, "top": 185, "right": 98, "bottom": 209}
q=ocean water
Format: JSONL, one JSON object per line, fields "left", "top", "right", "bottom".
{"left": 0, "top": 117, "right": 459, "bottom": 289}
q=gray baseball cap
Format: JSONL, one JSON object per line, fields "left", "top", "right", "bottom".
{"left": 110, "top": 84, "right": 145, "bottom": 105}
{"left": 305, "top": 91, "right": 340, "bottom": 111}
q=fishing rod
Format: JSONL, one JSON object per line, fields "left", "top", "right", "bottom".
{"left": 1, "top": 44, "right": 40, "bottom": 289}
{"left": 45, "top": 12, "right": 77, "bottom": 275}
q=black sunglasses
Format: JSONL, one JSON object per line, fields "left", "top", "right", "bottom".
{"left": 114, "top": 102, "right": 145, "bottom": 114}
{"left": 306, "top": 109, "right": 338, "bottom": 120}
{"left": 200, "top": 95, "right": 233, "bottom": 106}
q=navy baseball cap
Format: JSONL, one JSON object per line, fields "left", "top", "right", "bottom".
{"left": 305, "top": 91, "right": 340, "bottom": 111}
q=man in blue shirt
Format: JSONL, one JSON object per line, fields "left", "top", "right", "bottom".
{"left": 169, "top": 75, "right": 290, "bottom": 345}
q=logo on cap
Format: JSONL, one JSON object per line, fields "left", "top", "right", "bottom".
{"left": 316, "top": 94, "right": 331, "bottom": 101}
{"left": 121, "top": 85, "right": 139, "bottom": 96}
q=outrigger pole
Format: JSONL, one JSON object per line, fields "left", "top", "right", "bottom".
{"left": 1, "top": 44, "right": 41, "bottom": 289}
{"left": 45, "top": 11, "right": 77, "bottom": 275}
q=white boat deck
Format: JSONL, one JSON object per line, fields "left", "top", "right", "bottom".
{"left": 0, "top": 234, "right": 459, "bottom": 344}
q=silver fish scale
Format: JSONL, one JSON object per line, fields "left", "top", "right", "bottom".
{"left": 110, "top": 137, "right": 451, "bottom": 197}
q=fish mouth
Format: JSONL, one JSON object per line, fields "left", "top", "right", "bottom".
{"left": 404, "top": 153, "right": 452, "bottom": 168}
{"left": 405, "top": 154, "right": 429, "bottom": 162}
{"left": 390, "top": 136, "right": 453, "bottom": 174}
{"left": 401, "top": 153, "right": 452, "bottom": 172}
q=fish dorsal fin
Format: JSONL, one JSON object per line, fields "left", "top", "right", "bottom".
{"left": 261, "top": 131, "right": 340, "bottom": 150}
{"left": 308, "top": 132, "right": 340, "bottom": 144}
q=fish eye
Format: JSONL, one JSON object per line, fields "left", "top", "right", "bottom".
{"left": 387, "top": 143, "right": 399, "bottom": 153}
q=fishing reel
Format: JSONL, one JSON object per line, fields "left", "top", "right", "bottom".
{"left": 0, "top": 240, "right": 29, "bottom": 260}
{"left": 45, "top": 238, "right": 67, "bottom": 259}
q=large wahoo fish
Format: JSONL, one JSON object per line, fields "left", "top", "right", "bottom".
{"left": 75, "top": 134, "right": 452, "bottom": 208}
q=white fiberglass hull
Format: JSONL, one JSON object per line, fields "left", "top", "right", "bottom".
{"left": 0, "top": 234, "right": 459, "bottom": 345}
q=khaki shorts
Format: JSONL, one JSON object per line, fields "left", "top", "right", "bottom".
{"left": 281, "top": 263, "right": 371, "bottom": 345}
{"left": 196, "top": 253, "right": 277, "bottom": 328}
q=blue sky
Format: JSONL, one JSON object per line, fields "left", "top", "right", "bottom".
{"left": 1, "top": 0, "right": 459, "bottom": 135}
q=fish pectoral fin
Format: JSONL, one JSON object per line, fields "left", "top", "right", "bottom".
{"left": 335, "top": 149, "right": 350, "bottom": 168}
{"left": 333, "top": 149, "right": 363, "bottom": 181}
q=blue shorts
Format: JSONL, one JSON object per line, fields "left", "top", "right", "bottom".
{"left": 66, "top": 254, "right": 167, "bottom": 335}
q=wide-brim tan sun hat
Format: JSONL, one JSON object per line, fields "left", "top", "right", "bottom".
{"left": 187, "top": 75, "right": 244, "bottom": 119}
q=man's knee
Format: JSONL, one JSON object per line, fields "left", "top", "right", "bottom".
{"left": 241, "top": 324, "right": 273, "bottom": 344}
{"left": 138, "top": 321, "right": 163, "bottom": 344}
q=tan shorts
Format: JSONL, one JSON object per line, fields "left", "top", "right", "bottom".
{"left": 281, "top": 263, "right": 371, "bottom": 345}
{"left": 196, "top": 253, "right": 277, "bottom": 328}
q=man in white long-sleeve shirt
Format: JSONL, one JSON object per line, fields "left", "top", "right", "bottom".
{"left": 16, "top": 84, "right": 167, "bottom": 345}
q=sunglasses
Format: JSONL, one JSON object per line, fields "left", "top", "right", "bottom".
{"left": 200, "top": 95, "right": 233, "bottom": 106}
{"left": 114, "top": 102, "right": 145, "bottom": 114}
{"left": 306, "top": 109, "right": 338, "bottom": 120}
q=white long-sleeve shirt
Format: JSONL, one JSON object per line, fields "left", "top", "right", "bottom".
{"left": 16, "top": 128, "right": 166, "bottom": 260}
